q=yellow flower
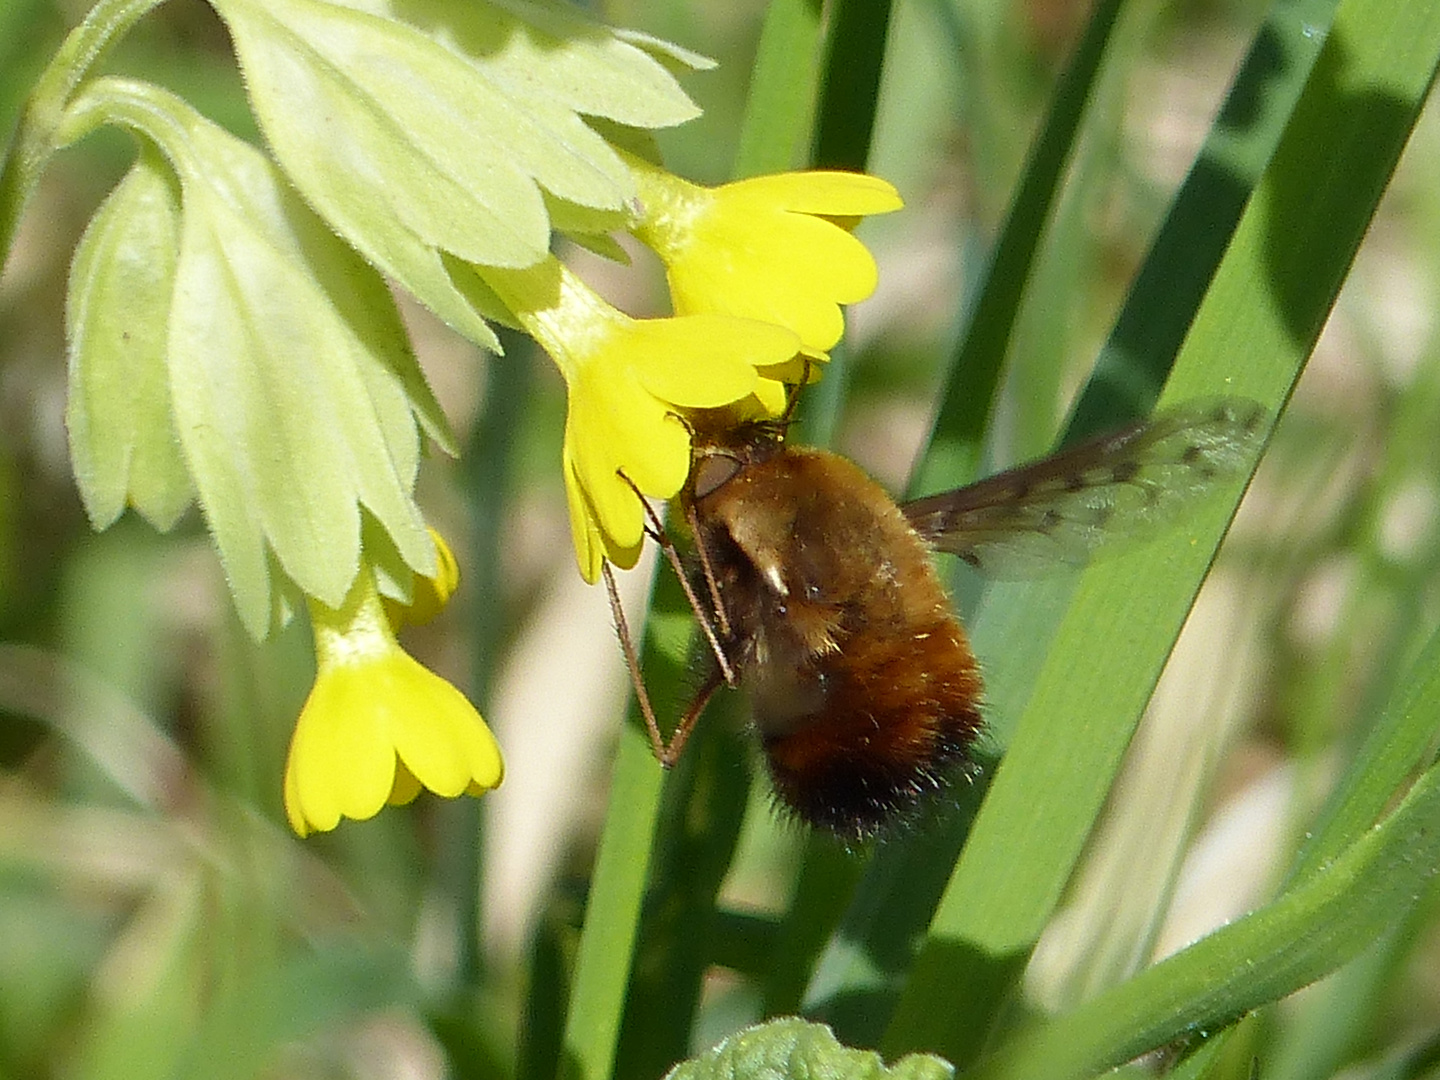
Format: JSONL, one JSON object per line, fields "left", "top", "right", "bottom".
{"left": 284, "top": 564, "right": 502, "bottom": 837}
{"left": 627, "top": 159, "right": 901, "bottom": 412}
{"left": 477, "top": 256, "right": 800, "bottom": 583}
{"left": 382, "top": 527, "right": 461, "bottom": 628}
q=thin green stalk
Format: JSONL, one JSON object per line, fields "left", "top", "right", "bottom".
{"left": 810, "top": 0, "right": 894, "bottom": 170}
{"left": 0, "top": 0, "right": 163, "bottom": 267}
{"left": 732, "top": 0, "right": 824, "bottom": 179}
{"left": 556, "top": 1, "right": 892, "bottom": 1074}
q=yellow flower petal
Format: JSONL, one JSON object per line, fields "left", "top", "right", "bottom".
{"left": 390, "top": 762, "right": 423, "bottom": 807}
{"left": 719, "top": 170, "right": 904, "bottom": 217}
{"left": 630, "top": 161, "right": 901, "bottom": 358}
{"left": 752, "top": 376, "right": 791, "bottom": 418}
{"left": 621, "top": 315, "right": 779, "bottom": 406}
{"left": 383, "top": 527, "right": 461, "bottom": 628}
{"left": 562, "top": 451, "right": 609, "bottom": 583}
{"left": 283, "top": 568, "right": 502, "bottom": 837}
{"left": 477, "top": 256, "right": 799, "bottom": 583}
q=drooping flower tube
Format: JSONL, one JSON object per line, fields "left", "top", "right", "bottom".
{"left": 626, "top": 157, "right": 902, "bottom": 413}
{"left": 475, "top": 255, "right": 800, "bottom": 583}
{"left": 283, "top": 553, "right": 502, "bottom": 836}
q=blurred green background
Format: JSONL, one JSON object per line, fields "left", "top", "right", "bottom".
{"left": 5, "top": 0, "right": 1440, "bottom": 1078}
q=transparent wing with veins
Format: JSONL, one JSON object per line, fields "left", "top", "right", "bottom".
{"left": 902, "top": 399, "right": 1268, "bottom": 577}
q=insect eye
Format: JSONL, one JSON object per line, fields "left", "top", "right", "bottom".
{"left": 691, "top": 452, "right": 745, "bottom": 500}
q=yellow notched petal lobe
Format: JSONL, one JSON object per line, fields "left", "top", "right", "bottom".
{"left": 384, "top": 528, "right": 461, "bottom": 628}
{"left": 565, "top": 380, "right": 682, "bottom": 544}
{"left": 623, "top": 315, "right": 795, "bottom": 406}
{"left": 721, "top": 171, "right": 903, "bottom": 217}
{"left": 562, "top": 452, "right": 607, "bottom": 584}
{"left": 669, "top": 211, "right": 877, "bottom": 354}
{"left": 752, "top": 376, "right": 791, "bottom": 417}
{"left": 563, "top": 435, "right": 648, "bottom": 581}
{"left": 285, "top": 662, "right": 403, "bottom": 835}
{"left": 390, "top": 762, "right": 423, "bottom": 807}
{"left": 389, "top": 656, "right": 503, "bottom": 797}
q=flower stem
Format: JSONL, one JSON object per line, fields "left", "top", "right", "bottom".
{"left": 0, "top": 0, "right": 165, "bottom": 268}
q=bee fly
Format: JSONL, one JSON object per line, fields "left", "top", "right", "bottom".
{"left": 603, "top": 397, "right": 1267, "bottom": 843}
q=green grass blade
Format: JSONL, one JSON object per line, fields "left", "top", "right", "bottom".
{"left": 732, "top": 0, "right": 825, "bottom": 179}
{"left": 555, "top": 644, "right": 671, "bottom": 1080}
{"left": 1065, "top": 0, "right": 1336, "bottom": 439}
{"left": 1291, "top": 594, "right": 1440, "bottom": 884}
{"left": 612, "top": 703, "right": 753, "bottom": 1080}
{"left": 907, "top": 0, "right": 1125, "bottom": 499}
{"left": 1259, "top": 362, "right": 1440, "bottom": 1079}
{"left": 964, "top": 743, "right": 1440, "bottom": 1080}
{"left": 810, "top": 0, "right": 894, "bottom": 170}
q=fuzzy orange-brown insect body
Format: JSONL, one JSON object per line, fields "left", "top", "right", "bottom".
{"left": 686, "top": 432, "right": 983, "bottom": 841}
{"left": 621, "top": 399, "right": 1268, "bottom": 843}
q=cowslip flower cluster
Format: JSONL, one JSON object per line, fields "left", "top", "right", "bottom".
{"left": 283, "top": 162, "right": 902, "bottom": 834}
{"left": 42, "top": 0, "right": 900, "bottom": 837}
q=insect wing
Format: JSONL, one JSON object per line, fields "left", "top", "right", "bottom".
{"left": 902, "top": 398, "right": 1267, "bottom": 576}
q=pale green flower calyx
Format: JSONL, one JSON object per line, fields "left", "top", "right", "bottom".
{"left": 58, "top": 77, "right": 453, "bottom": 640}
{"left": 477, "top": 256, "right": 800, "bottom": 583}
{"left": 284, "top": 564, "right": 502, "bottom": 837}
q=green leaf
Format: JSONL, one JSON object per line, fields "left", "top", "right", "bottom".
{"left": 66, "top": 147, "right": 192, "bottom": 531}
{"left": 376, "top": 0, "right": 705, "bottom": 130}
{"left": 666, "top": 1018, "right": 952, "bottom": 1080}
{"left": 58, "top": 77, "right": 452, "bottom": 637}
{"left": 211, "top": 0, "right": 702, "bottom": 345}
{"left": 557, "top": 566, "right": 681, "bottom": 1080}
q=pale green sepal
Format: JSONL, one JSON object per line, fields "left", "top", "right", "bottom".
{"left": 361, "top": 512, "right": 420, "bottom": 608}
{"left": 544, "top": 189, "right": 632, "bottom": 263}
{"left": 562, "top": 229, "right": 631, "bottom": 265}
{"left": 163, "top": 112, "right": 436, "bottom": 632}
{"left": 65, "top": 148, "right": 193, "bottom": 531}
{"left": 612, "top": 26, "right": 717, "bottom": 73}
{"left": 442, "top": 257, "right": 526, "bottom": 331}
{"left": 373, "top": 0, "right": 704, "bottom": 129}
{"left": 665, "top": 1019, "right": 952, "bottom": 1080}
{"left": 56, "top": 77, "right": 441, "bottom": 636}
{"left": 214, "top": 0, "right": 637, "bottom": 277}
{"left": 543, "top": 190, "right": 631, "bottom": 245}
{"left": 585, "top": 118, "right": 665, "bottom": 168}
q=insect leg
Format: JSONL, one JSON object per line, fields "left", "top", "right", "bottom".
{"left": 603, "top": 560, "right": 727, "bottom": 768}
{"left": 659, "top": 660, "right": 726, "bottom": 769}
{"left": 617, "top": 470, "right": 737, "bottom": 688}
{"left": 603, "top": 560, "right": 671, "bottom": 764}
{"left": 686, "top": 499, "right": 732, "bottom": 640}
